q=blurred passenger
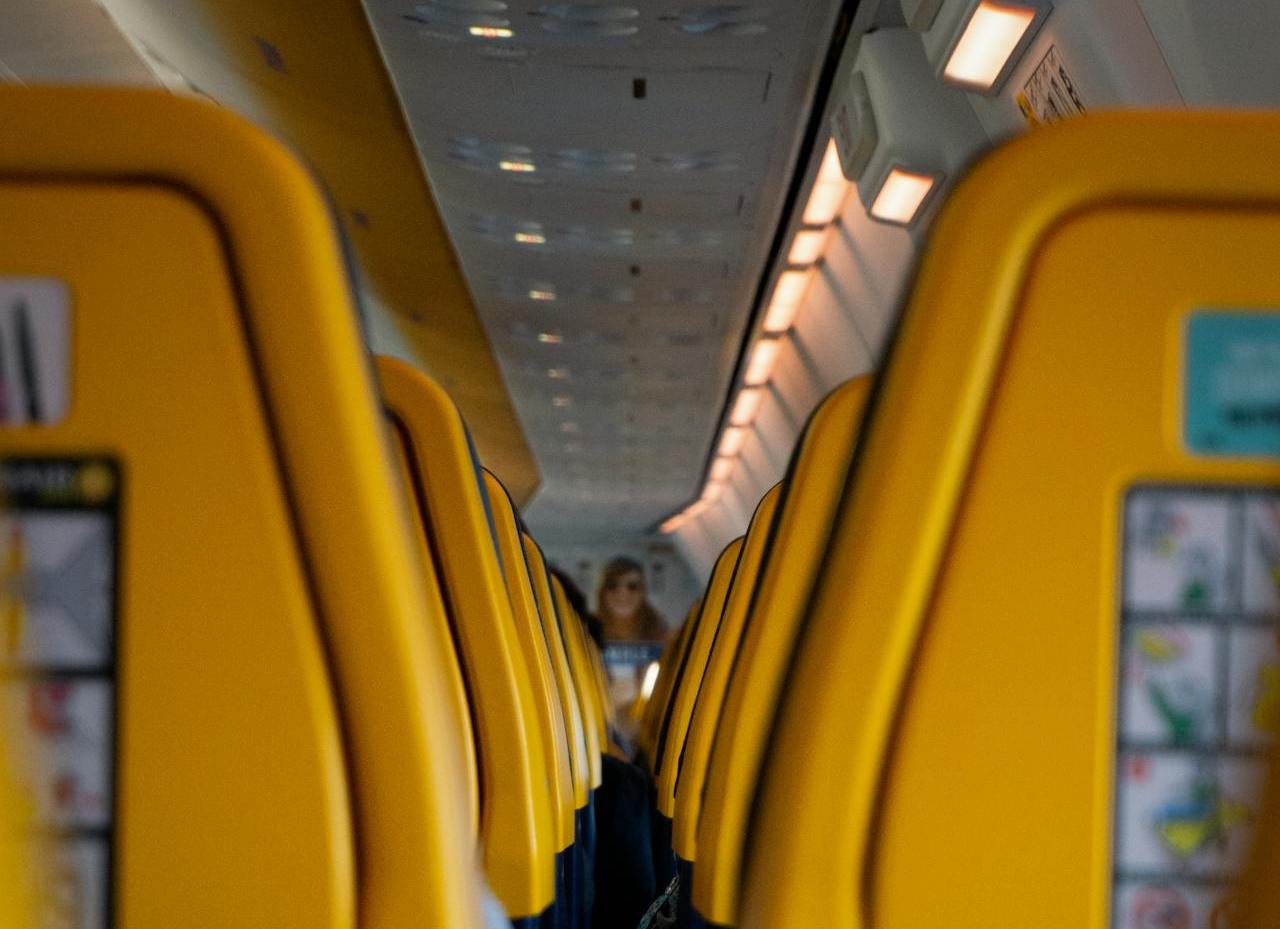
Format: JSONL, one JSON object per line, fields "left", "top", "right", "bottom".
{"left": 595, "top": 556, "right": 670, "bottom": 644}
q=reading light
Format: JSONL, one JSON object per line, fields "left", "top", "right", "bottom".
{"left": 640, "top": 661, "right": 661, "bottom": 699}
{"left": 719, "top": 427, "right": 746, "bottom": 457}
{"left": 744, "top": 339, "right": 781, "bottom": 386}
{"left": 941, "top": 1, "right": 1049, "bottom": 94}
{"left": 537, "top": 332, "right": 563, "bottom": 344}
{"left": 660, "top": 514, "right": 686, "bottom": 534}
{"left": 515, "top": 231, "right": 546, "bottom": 244}
{"left": 763, "top": 270, "right": 809, "bottom": 334}
{"left": 528, "top": 288, "right": 556, "bottom": 301}
{"left": 730, "top": 387, "right": 764, "bottom": 427}
{"left": 469, "top": 26, "right": 513, "bottom": 38}
{"left": 802, "top": 140, "right": 851, "bottom": 225}
{"left": 499, "top": 159, "right": 536, "bottom": 172}
{"left": 685, "top": 499, "right": 710, "bottom": 518}
{"left": 710, "top": 457, "right": 733, "bottom": 482}
{"left": 869, "top": 167, "right": 938, "bottom": 226}
{"left": 787, "top": 228, "right": 828, "bottom": 266}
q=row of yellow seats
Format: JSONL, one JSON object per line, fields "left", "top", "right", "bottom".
{"left": 0, "top": 87, "right": 607, "bottom": 929}
{"left": 637, "top": 112, "right": 1280, "bottom": 929}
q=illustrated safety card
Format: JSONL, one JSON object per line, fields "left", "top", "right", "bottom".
{"left": 1, "top": 457, "right": 119, "bottom": 929}
{"left": 1114, "top": 486, "right": 1279, "bottom": 929}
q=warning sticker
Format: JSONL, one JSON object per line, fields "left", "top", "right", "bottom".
{"left": 0, "top": 279, "right": 71, "bottom": 427}
{"left": 0, "top": 457, "right": 119, "bottom": 929}
{"left": 1115, "top": 486, "right": 1280, "bottom": 929}
{"left": 1017, "top": 45, "right": 1086, "bottom": 127}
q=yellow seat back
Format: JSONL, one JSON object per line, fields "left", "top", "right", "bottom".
{"left": 743, "top": 112, "right": 1280, "bottom": 929}
{"left": 481, "top": 471, "right": 577, "bottom": 856}
{"left": 525, "top": 535, "right": 596, "bottom": 799}
{"left": 640, "top": 604, "right": 697, "bottom": 766}
{"left": 0, "top": 87, "right": 483, "bottom": 929}
{"left": 682, "top": 378, "right": 870, "bottom": 919}
{"left": 551, "top": 574, "right": 605, "bottom": 790}
{"left": 651, "top": 536, "right": 744, "bottom": 818}
{"left": 656, "top": 487, "right": 781, "bottom": 820}
{"left": 379, "top": 355, "right": 555, "bottom": 922}
{"left": 389, "top": 428, "right": 481, "bottom": 839}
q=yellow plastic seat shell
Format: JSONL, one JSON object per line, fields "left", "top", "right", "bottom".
{"left": 742, "top": 113, "right": 1280, "bottom": 929}
{"left": 640, "top": 603, "right": 697, "bottom": 765}
{"left": 551, "top": 574, "right": 605, "bottom": 790}
{"left": 390, "top": 427, "right": 482, "bottom": 840}
{"left": 683, "top": 377, "right": 870, "bottom": 914}
{"left": 654, "top": 522, "right": 755, "bottom": 819}
{"left": 653, "top": 541, "right": 741, "bottom": 790}
{"left": 0, "top": 89, "right": 484, "bottom": 929}
{"left": 522, "top": 531, "right": 594, "bottom": 811}
{"left": 662, "top": 485, "right": 781, "bottom": 831}
{"left": 379, "top": 354, "right": 556, "bottom": 921}
{"left": 482, "top": 471, "right": 579, "bottom": 857}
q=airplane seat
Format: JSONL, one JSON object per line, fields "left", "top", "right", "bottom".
{"left": 638, "top": 605, "right": 697, "bottom": 772}
{"left": 649, "top": 536, "right": 745, "bottom": 891}
{"left": 379, "top": 355, "right": 558, "bottom": 929}
{"left": 659, "top": 486, "right": 782, "bottom": 929}
{"left": 523, "top": 534, "right": 597, "bottom": 904}
{"left": 0, "top": 87, "right": 486, "bottom": 929}
{"left": 740, "top": 112, "right": 1280, "bottom": 929}
{"left": 481, "top": 471, "right": 582, "bottom": 929}
{"left": 680, "top": 377, "right": 871, "bottom": 929}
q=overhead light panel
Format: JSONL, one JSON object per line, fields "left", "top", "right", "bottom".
{"left": 936, "top": 1, "right": 1051, "bottom": 95}
{"left": 801, "top": 140, "right": 850, "bottom": 225}
{"left": 744, "top": 339, "right": 781, "bottom": 387}
{"left": 869, "top": 167, "right": 938, "bottom": 226}
{"left": 848, "top": 29, "right": 986, "bottom": 230}
{"left": 729, "top": 387, "right": 764, "bottom": 427}
{"left": 552, "top": 395, "right": 571, "bottom": 407}
{"left": 499, "top": 159, "right": 536, "bottom": 172}
{"left": 763, "top": 270, "right": 809, "bottom": 334}
{"left": 515, "top": 231, "right": 546, "bottom": 244}
{"left": 537, "top": 331, "right": 563, "bottom": 344}
{"left": 787, "top": 228, "right": 828, "bottom": 266}
{"left": 469, "top": 25, "right": 513, "bottom": 38}
{"left": 528, "top": 288, "right": 556, "bottom": 301}
{"left": 547, "top": 367, "right": 569, "bottom": 379}
{"left": 719, "top": 427, "right": 746, "bottom": 457}
{"left": 710, "top": 457, "right": 733, "bottom": 482}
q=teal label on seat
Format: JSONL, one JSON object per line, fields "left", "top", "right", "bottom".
{"left": 1186, "top": 312, "right": 1280, "bottom": 456}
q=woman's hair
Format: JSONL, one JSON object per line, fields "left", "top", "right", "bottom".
{"left": 596, "top": 556, "right": 667, "bottom": 641}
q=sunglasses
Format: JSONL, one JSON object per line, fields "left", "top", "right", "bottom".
{"left": 606, "top": 580, "right": 641, "bottom": 592}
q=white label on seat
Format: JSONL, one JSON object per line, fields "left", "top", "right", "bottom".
{"left": 0, "top": 279, "right": 70, "bottom": 427}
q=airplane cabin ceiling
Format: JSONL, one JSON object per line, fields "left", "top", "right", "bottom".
{"left": 359, "top": 0, "right": 850, "bottom": 536}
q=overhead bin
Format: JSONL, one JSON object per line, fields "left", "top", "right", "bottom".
{"left": 0, "top": 87, "right": 485, "bottom": 929}
{"left": 741, "top": 113, "right": 1280, "bottom": 929}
